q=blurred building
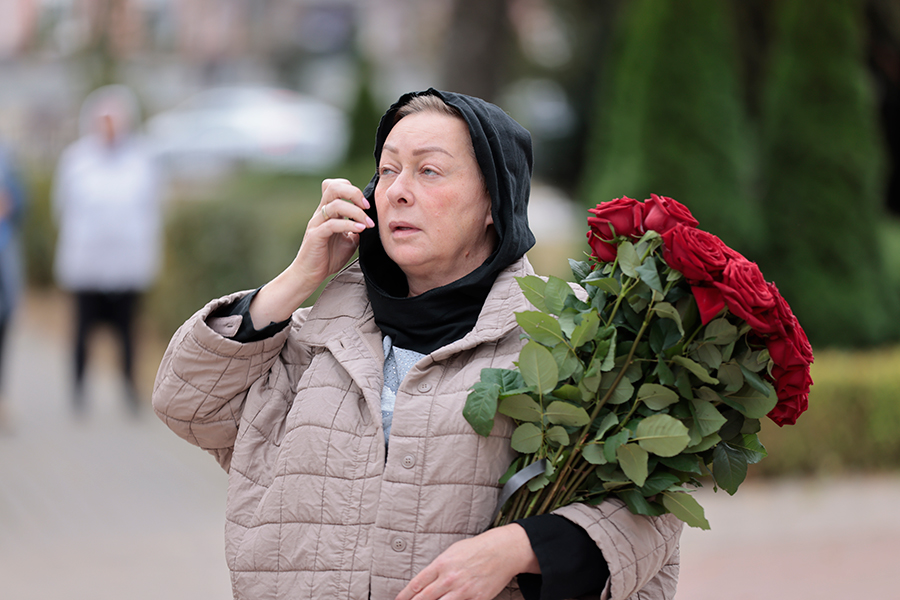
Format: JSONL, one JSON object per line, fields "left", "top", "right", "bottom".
{"left": 0, "top": 0, "right": 469, "bottom": 167}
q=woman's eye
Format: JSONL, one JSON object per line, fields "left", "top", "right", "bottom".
{"left": 379, "top": 166, "right": 396, "bottom": 176}
{"left": 422, "top": 167, "right": 438, "bottom": 176}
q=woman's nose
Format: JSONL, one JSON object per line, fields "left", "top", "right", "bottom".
{"left": 385, "top": 171, "right": 413, "bottom": 205}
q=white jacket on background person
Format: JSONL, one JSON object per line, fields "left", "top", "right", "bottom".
{"left": 52, "top": 85, "right": 163, "bottom": 292}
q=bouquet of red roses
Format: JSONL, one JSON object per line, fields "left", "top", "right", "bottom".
{"left": 464, "top": 194, "right": 813, "bottom": 529}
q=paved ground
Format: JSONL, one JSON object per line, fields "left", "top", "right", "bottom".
{"left": 0, "top": 291, "right": 898, "bottom": 600}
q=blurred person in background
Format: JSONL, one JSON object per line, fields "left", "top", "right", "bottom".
{"left": 52, "top": 84, "right": 164, "bottom": 417}
{"left": 0, "top": 140, "right": 27, "bottom": 432}
{"left": 153, "top": 89, "right": 681, "bottom": 600}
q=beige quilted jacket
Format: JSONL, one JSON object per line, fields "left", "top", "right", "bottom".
{"left": 152, "top": 257, "right": 682, "bottom": 600}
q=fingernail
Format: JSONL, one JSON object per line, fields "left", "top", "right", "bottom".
{"left": 366, "top": 217, "right": 375, "bottom": 228}
{"left": 355, "top": 221, "right": 366, "bottom": 231}
{"left": 363, "top": 198, "right": 371, "bottom": 209}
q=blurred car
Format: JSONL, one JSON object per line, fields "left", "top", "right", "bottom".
{"left": 145, "top": 86, "right": 349, "bottom": 177}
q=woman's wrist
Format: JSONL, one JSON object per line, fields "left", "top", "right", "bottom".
{"left": 249, "top": 265, "right": 321, "bottom": 326}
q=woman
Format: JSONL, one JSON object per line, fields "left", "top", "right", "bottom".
{"left": 153, "top": 89, "right": 682, "bottom": 600}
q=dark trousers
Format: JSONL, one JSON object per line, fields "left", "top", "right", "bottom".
{"left": 73, "top": 290, "right": 139, "bottom": 410}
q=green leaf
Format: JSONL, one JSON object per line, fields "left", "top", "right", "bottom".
{"left": 739, "top": 349, "right": 768, "bottom": 373}
{"left": 717, "top": 362, "right": 744, "bottom": 393}
{"left": 593, "top": 412, "right": 620, "bottom": 440}
{"left": 724, "top": 384, "right": 778, "bottom": 419}
{"left": 463, "top": 381, "right": 500, "bottom": 437}
{"left": 600, "top": 372, "right": 634, "bottom": 405}
{"left": 553, "top": 384, "right": 583, "bottom": 402}
{"left": 479, "top": 368, "right": 525, "bottom": 393}
{"left": 516, "top": 311, "right": 566, "bottom": 347}
{"left": 558, "top": 310, "right": 578, "bottom": 338}
{"left": 741, "top": 418, "right": 761, "bottom": 435}
{"left": 651, "top": 302, "right": 685, "bottom": 336}
{"left": 527, "top": 473, "right": 550, "bottom": 492}
{"left": 689, "top": 392, "right": 728, "bottom": 437}
{"left": 545, "top": 276, "right": 575, "bottom": 314}
{"left": 517, "top": 341, "right": 559, "bottom": 395}
{"left": 685, "top": 432, "right": 721, "bottom": 453}
{"left": 731, "top": 433, "right": 768, "bottom": 465}
{"left": 672, "top": 355, "right": 719, "bottom": 385}
{"left": 618, "top": 489, "right": 664, "bottom": 516}
{"left": 603, "top": 429, "right": 631, "bottom": 463}
{"left": 704, "top": 318, "right": 738, "bottom": 345}
{"left": 582, "top": 443, "right": 607, "bottom": 465}
{"left": 570, "top": 311, "right": 601, "bottom": 348}
{"left": 654, "top": 357, "right": 676, "bottom": 386}
{"left": 738, "top": 364, "right": 773, "bottom": 397}
{"left": 569, "top": 259, "right": 592, "bottom": 283}
{"left": 617, "top": 443, "right": 649, "bottom": 486}
{"left": 635, "top": 258, "right": 664, "bottom": 293}
{"left": 498, "top": 394, "right": 543, "bottom": 422}
{"left": 650, "top": 318, "right": 683, "bottom": 354}
{"left": 638, "top": 472, "right": 682, "bottom": 496}
{"left": 551, "top": 343, "right": 580, "bottom": 381}
{"left": 661, "top": 491, "right": 710, "bottom": 530}
{"left": 675, "top": 368, "right": 694, "bottom": 400}
{"left": 712, "top": 442, "right": 749, "bottom": 495}
{"left": 585, "top": 277, "right": 621, "bottom": 296}
{"left": 635, "top": 414, "right": 691, "bottom": 457}
{"left": 658, "top": 454, "right": 702, "bottom": 474}
{"left": 695, "top": 343, "right": 723, "bottom": 370}
{"left": 599, "top": 328, "right": 618, "bottom": 371}
{"left": 516, "top": 276, "right": 548, "bottom": 312}
{"left": 545, "top": 401, "right": 590, "bottom": 427}
{"left": 546, "top": 425, "right": 570, "bottom": 446}
{"left": 618, "top": 242, "right": 640, "bottom": 277}
{"left": 510, "top": 422, "right": 543, "bottom": 454}
{"left": 637, "top": 383, "right": 680, "bottom": 410}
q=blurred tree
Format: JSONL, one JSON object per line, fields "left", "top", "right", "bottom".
{"left": 759, "top": 0, "right": 897, "bottom": 346}
{"left": 440, "top": 0, "right": 513, "bottom": 102}
{"left": 346, "top": 59, "right": 384, "bottom": 164}
{"left": 581, "top": 0, "right": 762, "bottom": 256}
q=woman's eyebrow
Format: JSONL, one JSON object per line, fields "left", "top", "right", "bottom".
{"left": 382, "top": 143, "right": 454, "bottom": 157}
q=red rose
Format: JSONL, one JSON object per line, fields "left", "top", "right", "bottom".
{"left": 767, "top": 335, "right": 808, "bottom": 370}
{"left": 690, "top": 284, "right": 726, "bottom": 324}
{"left": 769, "top": 283, "right": 814, "bottom": 362}
{"left": 587, "top": 197, "right": 644, "bottom": 262}
{"left": 662, "top": 224, "right": 732, "bottom": 283}
{"left": 713, "top": 258, "right": 779, "bottom": 334}
{"left": 767, "top": 392, "right": 808, "bottom": 426}
{"left": 771, "top": 364, "right": 813, "bottom": 396}
{"left": 642, "top": 194, "right": 699, "bottom": 235}
{"left": 766, "top": 362, "right": 812, "bottom": 426}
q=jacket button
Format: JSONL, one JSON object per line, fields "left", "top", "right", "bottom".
{"left": 391, "top": 537, "right": 407, "bottom": 552}
{"left": 417, "top": 382, "right": 432, "bottom": 393}
{"left": 401, "top": 454, "right": 416, "bottom": 469}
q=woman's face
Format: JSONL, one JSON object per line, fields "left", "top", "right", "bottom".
{"left": 375, "top": 110, "right": 495, "bottom": 296}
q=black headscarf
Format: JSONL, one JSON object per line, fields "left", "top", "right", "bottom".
{"left": 358, "top": 89, "right": 535, "bottom": 354}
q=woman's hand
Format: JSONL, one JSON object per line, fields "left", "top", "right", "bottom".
{"left": 249, "top": 178, "right": 374, "bottom": 326}
{"left": 394, "top": 524, "right": 540, "bottom": 600}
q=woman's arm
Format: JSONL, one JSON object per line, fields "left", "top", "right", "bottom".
{"left": 553, "top": 501, "right": 683, "bottom": 600}
{"left": 151, "top": 291, "right": 293, "bottom": 470}
{"left": 248, "top": 178, "right": 374, "bottom": 326}
{"left": 152, "top": 177, "right": 375, "bottom": 469}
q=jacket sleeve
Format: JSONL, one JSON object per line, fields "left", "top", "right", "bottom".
{"left": 552, "top": 500, "right": 683, "bottom": 600}
{"left": 151, "top": 291, "right": 292, "bottom": 471}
